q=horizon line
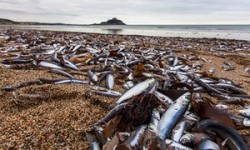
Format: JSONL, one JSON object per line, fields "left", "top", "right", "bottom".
{"left": 1, "top": 18, "right": 250, "bottom": 26}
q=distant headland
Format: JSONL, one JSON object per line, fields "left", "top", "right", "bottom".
{"left": 0, "top": 18, "right": 126, "bottom": 26}
{"left": 92, "top": 17, "right": 126, "bottom": 25}
{"left": 0, "top": 18, "right": 19, "bottom": 25}
{"left": 0, "top": 18, "right": 71, "bottom": 25}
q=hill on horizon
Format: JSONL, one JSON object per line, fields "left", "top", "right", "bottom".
{"left": 93, "top": 17, "right": 126, "bottom": 25}
{"left": 0, "top": 18, "right": 126, "bottom": 25}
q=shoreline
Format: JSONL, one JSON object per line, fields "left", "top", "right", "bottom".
{"left": 0, "top": 29, "right": 250, "bottom": 149}
{"left": 1, "top": 24, "right": 250, "bottom": 41}
{"left": 1, "top": 28, "right": 250, "bottom": 50}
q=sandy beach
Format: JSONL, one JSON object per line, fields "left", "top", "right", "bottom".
{"left": 0, "top": 29, "right": 250, "bottom": 149}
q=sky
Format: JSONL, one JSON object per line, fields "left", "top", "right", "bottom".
{"left": 0, "top": 0, "right": 250, "bottom": 25}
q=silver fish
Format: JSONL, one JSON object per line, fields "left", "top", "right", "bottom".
{"left": 62, "top": 56, "right": 79, "bottom": 71}
{"left": 129, "top": 125, "right": 147, "bottom": 147}
{"left": 165, "top": 139, "right": 193, "bottom": 150}
{"left": 85, "top": 132, "right": 101, "bottom": 150}
{"left": 197, "top": 119, "right": 248, "bottom": 150}
{"left": 93, "top": 90, "right": 122, "bottom": 97}
{"left": 38, "top": 61, "right": 62, "bottom": 70}
{"left": 116, "top": 78, "right": 155, "bottom": 104}
{"left": 93, "top": 126, "right": 106, "bottom": 145}
{"left": 51, "top": 53, "right": 60, "bottom": 63}
{"left": 148, "top": 109, "right": 160, "bottom": 133}
{"left": 222, "top": 63, "right": 235, "bottom": 71}
{"left": 239, "top": 109, "right": 250, "bottom": 118}
{"left": 157, "top": 92, "right": 191, "bottom": 140}
{"left": 245, "top": 67, "right": 250, "bottom": 73}
{"left": 243, "top": 118, "right": 250, "bottom": 127}
{"left": 105, "top": 74, "right": 114, "bottom": 90}
{"left": 171, "top": 120, "right": 190, "bottom": 142}
{"left": 54, "top": 79, "right": 88, "bottom": 84}
{"left": 180, "top": 133, "right": 210, "bottom": 145}
{"left": 72, "top": 45, "right": 82, "bottom": 52}
{"left": 88, "top": 70, "right": 98, "bottom": 83}
{"left": 170, "top": 65, "right": 184, "bottom": 71}
{"left": 122, "top": 81, "right": 134, "bottom": 90}
{"left": 197, "top": 139, "right": 220, "bottom": 150}
{"left": 215, "top": 103, "right": 229, "bottom": 110}
{"left": 116, "top": 125, "right": 147, "bottom": 149}
{"left": 94, "top": 102, "right": 128, "bottom": 126}
{"left": 154, "top": 90, "right": 174, "bottom": 105}
{"left": 210, "top": 83, "right": 246, "bottom": 95}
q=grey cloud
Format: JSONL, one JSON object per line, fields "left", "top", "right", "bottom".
{"left": 0, "top": 9, "right": 27, "bottom": 14}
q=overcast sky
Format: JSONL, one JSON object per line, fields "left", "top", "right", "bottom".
{"left": 0, "top": 0, "right": 250, "bottom": 24}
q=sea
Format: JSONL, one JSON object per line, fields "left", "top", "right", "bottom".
{"left": 2, "top": 25, "right": 250, "bottom": 41}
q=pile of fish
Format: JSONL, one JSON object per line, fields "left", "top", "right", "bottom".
{"left": 0, "top": 30, "right": 250, "bottom": 149}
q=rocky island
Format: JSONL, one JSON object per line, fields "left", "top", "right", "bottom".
{"left": 93, "top": 17, "right": 126, "bottom": 25}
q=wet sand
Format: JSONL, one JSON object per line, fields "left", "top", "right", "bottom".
{"left": 0, "top": 29, "right": 250, "bottom": 149}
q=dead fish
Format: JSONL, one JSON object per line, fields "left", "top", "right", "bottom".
{"left": 72, "top": 45, "right": 82, "bottom": 52}
{"left": 54, "top": 79, "right": 88, "bottom": 84}
{"left": 93, "top": 90, "right": 122, "bottom": 97}
{"left": 37, "top": 60, "right": 62, "bottom": 70}
{"left": 243, "top": 118, "right": 250, "bottom": 127}
{"left": 116, "top": 125, "right": 147, "bottom": 150}
{"left": 183, "top": 112, "right": 200, "bottom": 122}
{"left": 61, "top": 56, "right": 79, "bottom": 71}
{"left": 51, "top": 52, "right": 60, "bottom": 63}
{"left": 176, "top": 72, "right": 189, "bottom": 82}
{"left": 122, "top": 81, "right": 134, "bottom": 90}
{"left": 239, "top": 108, "right": 250, "bottom": 118}
{"left": 49, "top": 69, "right": 74, "bottom": 79}
{"left": 192, "top": 62, "right": 203, "bottom": 69}
{"left": 196, "top": 119, "right": 248, "bottom": 150}
{"left": 93, "top": 126, "right": 107, "bottom": 145}
{"left": 210, "top": 83, "right": 247, "bottom": 95}
{"left": 197, "top": 139, "right": 220, "bottom": 150}
{"left": 1, "top": 80, "right": 43, "bottom": 91}
{"left": 222, "top": 62, "right": 235, "bottom": 71}
{"left": 88, "top": 70, "right": 98, "bottom": 83}
{"left": 87, "top": 47, "right": 101, "bottom": 54}
{"left": 94, "top": 102, "right": 128, "bottom": 126}
{"left": 188, "top": 73, "right": 225, "bottom": 96}
{"left": 85, "top": 132, "right": 101, "bottom": 150}
{"left": 105, "top": 74, "right": 114, "bottom": 90}
{"left": 180, "top": 133, "right": 210, "bottom": 146}
{"left": 13, "top": 92, "right": 44, "bottom": 104}
{"left": 172, "top": 55, "right": 179, "bottom": 66}
{"left": 201, "top": 57, "right": 210, "bottom": 62}
{"left": 200, "top": 78, "right": 217, "bottom": 84}
{"left": 57, "top": 46, "right": 67, "bottom": 53}
{"left": 0, "top": 63, "right": 28, "bottom": 69}
{"left": 170, "top": 65, "right": 184, "bottom": 71}
{"left": 144, "top": 64, "right": 154, "bottom": 70}
{"left": 245, "top": 67, "right": 250, "bottom": 73}
{"left": 43, "top": 49, "right": 56, "bottom": 55}
{"left": 157, "top": 92, "right": 191, "bottom": 141}
{"left": 171, "top": 120, "right": 192, "bottom": 142}
{"left": 154, "top": 90, "right": 174, "bottom": 105}
{"left": 165, "top": 139, "right": 193, "bottom": 150}
{"left": 215, "top": 103, "right": 229, "bottom": 110}
{"left": 148, "top": 109, "right": 160, "bottom": 134}
{"left": 116, "top": 78, "right": 155, "bottom": 104}
{"left": 208, "top": 68, "right": 215, "bottom": 74}
{"left": 1, "top": 57, "right": 33, "bottom": 64}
